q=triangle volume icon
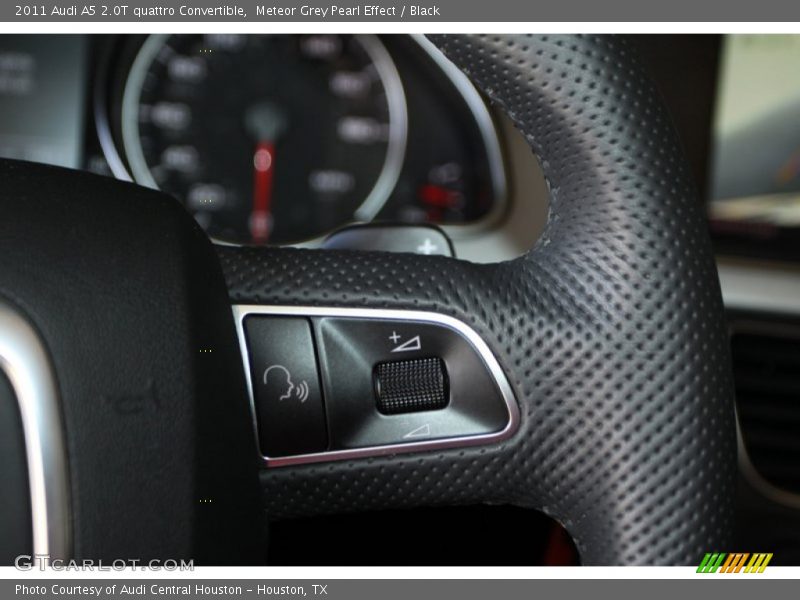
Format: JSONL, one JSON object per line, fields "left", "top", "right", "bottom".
{"left": 391, "top": 335, "right": 421, "bottom": 353}
{"left": 403, "top": 423, "right": 431, "bottom": 439}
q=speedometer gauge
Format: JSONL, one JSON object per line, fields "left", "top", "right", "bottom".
{"left": 121, "top": 34, "right": 407, "bottom": 245}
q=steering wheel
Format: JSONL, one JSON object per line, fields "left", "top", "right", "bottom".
{"left": 0, "top": 34, "right": 735, "bottom": 566}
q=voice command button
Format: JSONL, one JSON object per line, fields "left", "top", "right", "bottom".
{"left": 243, "top": 316, "right": 328, "bottom": 458}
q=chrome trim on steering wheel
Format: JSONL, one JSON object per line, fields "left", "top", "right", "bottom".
{"left": 0, "top": 301, "right": 70, "bottom": 559}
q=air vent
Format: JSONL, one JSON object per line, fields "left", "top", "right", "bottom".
{"left": 731, "top": 324, "right": 800, "bottom": 494}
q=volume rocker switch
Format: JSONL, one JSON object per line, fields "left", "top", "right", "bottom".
{"left": 374, "top": 357, "right": 449, "bottom": 415}
{"left": 316, "top": 317, "right": 511, "bottom": 450}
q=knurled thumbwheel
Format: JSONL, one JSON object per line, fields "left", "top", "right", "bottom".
{"left": 373, "top": 357, "right": 449, "bottom": 415}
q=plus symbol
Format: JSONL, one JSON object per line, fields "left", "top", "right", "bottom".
{"left": 417, "top": 238, "right": 438, "bottom": 255}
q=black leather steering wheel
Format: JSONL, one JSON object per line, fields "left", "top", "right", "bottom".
{"left": 0, "top": 34, "right": 735, "bottom": 566}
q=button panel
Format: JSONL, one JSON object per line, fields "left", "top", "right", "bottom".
{"left": 316, "top": 318, "right": 509, "bottom": 449}
{"left": 233, "top": 306, "right": 519, "bottom": 467}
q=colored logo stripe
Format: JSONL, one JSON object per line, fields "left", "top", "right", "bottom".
{"left": 697, "top": 553, "right": 726, "bottom": 573}
{"left": 720, "top": 553, "right": 749, "bottom": 573}
{"left": 697, "top": 553, "right": 773, "bottom": 573}
{"left": 745, "top": 553, "right": 773, "bottom": 573}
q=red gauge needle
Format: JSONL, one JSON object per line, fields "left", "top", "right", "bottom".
{"left": 251, "top": 141, "right": 275, "bottom": 244}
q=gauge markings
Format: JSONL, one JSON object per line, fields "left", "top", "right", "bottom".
{"left": 121, "top": 34, "right": 407, "bottom": 245}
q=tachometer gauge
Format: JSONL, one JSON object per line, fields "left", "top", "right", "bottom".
{"left": 120, "top": 34, "right": 407, "bottom": 245}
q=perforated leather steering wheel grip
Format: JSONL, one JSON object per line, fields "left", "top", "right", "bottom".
{"left": 218, "top": 35, "right": 736, "bottom": 565}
